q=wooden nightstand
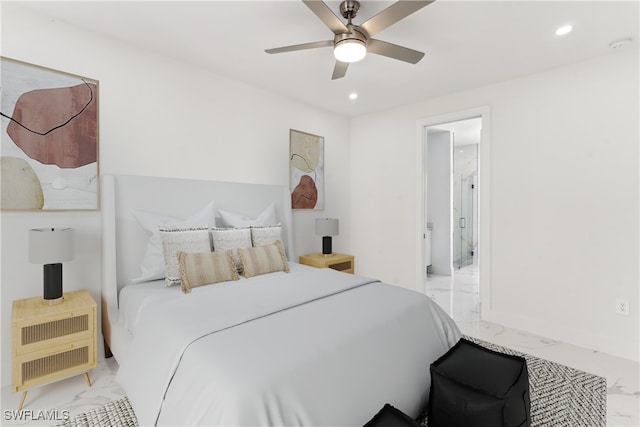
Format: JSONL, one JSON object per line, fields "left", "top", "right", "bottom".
{"left": 12, "top": 289, "right": 97, "bottom": 410}
{"left": 299, "top": 253, "right": 355, "bottom": 274}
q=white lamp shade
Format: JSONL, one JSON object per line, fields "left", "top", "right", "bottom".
{"left": 334, "top": 39, "right": 366, "bottom": 63}
{"left": 29, "top": 228, "right": 74, "bottom": 264}
{"left": 315, "top": 218, "right": 339, "bottom": 237}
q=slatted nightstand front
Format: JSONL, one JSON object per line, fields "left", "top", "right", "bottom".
{"left": 11, "top": 289, "right": 97, "bottom": 410}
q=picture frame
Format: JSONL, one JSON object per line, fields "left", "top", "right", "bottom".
{"left": 0, "top": 57, "right": 99, "bottom": 211}
{"left": 289, "top": 129, "right": 324, "bottom": 210}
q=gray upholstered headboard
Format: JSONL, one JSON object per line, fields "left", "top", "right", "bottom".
{"left": 101, "top": 174, "right": 294, "bottom": 317}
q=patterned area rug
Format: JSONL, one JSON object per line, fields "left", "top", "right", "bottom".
{"left": 56, "top": 337, "right": 606, "bottom": 427}
{"left": 418, "top": 336, "right": 607, "bottom": 426}
{"left": 54, "top": 397, "right": 137, "bottom": 427}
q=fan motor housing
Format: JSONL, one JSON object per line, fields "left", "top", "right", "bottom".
{"left": 340, "top": 1, "right": 360, "bottom": 19}
{"left": 334, "top": 24, "right": 368, "bottom": 45}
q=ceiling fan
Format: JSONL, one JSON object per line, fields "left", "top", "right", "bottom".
{"left": 265, "top": 0, "right": 434, "bottom": 80}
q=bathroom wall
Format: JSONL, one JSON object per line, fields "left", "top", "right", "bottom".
{"left": 426, "top": 130, "right": 452, "bottom": 275}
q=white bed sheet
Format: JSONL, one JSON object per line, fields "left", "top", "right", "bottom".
{"left": 117, "top": 263, "right": 311, "bottom": 335}
{"left": 115, "top": 264, "right": 461, "bottom": 426}
{"left": 118, "top": 279, "right": 167, "bottom": 334}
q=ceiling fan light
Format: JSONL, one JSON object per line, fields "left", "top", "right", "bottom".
{"left": 555, "top": 25, "right": 573, "bottom": 36}
{"left": 334, "top": 39, "right": 366, "bottom": 63}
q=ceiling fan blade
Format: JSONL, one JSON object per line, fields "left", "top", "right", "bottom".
{"left": 367, "top": 38, "right": 425, "bottom": 64}
{"left": 265, "top": 40, "right": 333, "bottom": 54}
{"left": 359, "top": 1, "right": 434, "bottom": 38}
{"left": 302, "top": 0, "right": 349, "bottom": 35}
{"left": 331, "top": 61, "right": 349, "bottom": 80}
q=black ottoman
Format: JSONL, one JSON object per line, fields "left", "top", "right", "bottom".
{"left": 428, "top": 338, "right": 530, "bottom": 427}
{"left": 364, "top": 404, "right": 420, "bottom": 427}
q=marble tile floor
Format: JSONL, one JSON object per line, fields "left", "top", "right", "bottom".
{"left": 425, "top": 269, "right": 639, "bottom": 427}
{"left": 2, "top": 270, "right": 637, "bottom": 426}
{"left": 1, "top": 358, "right": 124, "bottom": 426}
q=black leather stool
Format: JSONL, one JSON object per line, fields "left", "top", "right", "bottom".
{"left": 428, "top": 338, "right": 530, "bottom": 427}
{"left": 364, "top": 404, "right": 420, "bottom": 427}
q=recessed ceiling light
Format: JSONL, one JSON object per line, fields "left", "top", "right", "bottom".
{"left": 555, "top": 25, "right": 573, "bottom": 36}
{"left": 349, "top": 92, "right": 358, "bottom": 101}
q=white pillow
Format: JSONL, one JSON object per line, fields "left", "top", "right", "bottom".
{"left": 211, "top": 227, "right": 252, "bottom": 272}
{"left": 218, "top": 203, "right": 277, "bottom": 228}
{"left": 251, "top": 224, "right": 283, "bottom": 247}
{"left": 131, "top": 201, "right": 216, "bottom": 283}
{"left": 159, "top": 228, "right": 212, "bottom": 287}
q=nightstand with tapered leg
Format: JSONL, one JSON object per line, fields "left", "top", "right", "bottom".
{"left": 11, "top": 289, "right": 97, "bottom": 410}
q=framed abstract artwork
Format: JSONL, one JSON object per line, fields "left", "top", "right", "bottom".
{"left": 0, "top": 57, "right": 99, "bottom": 210}
{"left": 290, "top": 129, "right": 324, "bottom": 210}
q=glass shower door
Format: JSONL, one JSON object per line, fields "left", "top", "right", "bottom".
{"left": 452, "top": 141, "right": 477, "bottom": 271}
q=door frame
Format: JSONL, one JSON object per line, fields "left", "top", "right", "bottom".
{"left": 416, "top": 105, "right": 491, "bottom": 319}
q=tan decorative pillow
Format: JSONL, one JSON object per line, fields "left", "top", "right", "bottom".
{"left": 178, "top": 250, "right": 239, "bottom": 294}
{"left": 238, "top": 240, "right": 290, "bottom": 278}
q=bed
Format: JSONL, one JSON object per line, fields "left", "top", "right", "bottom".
{"left": 101, "top": 174, "right": 461, "bottom": 426}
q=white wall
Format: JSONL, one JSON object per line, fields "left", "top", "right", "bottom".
{"left": 351, "top": 49, "right": 639, "bottom": 361}
{"left": 0, "top": 4, "right": 351, "bottom": 388}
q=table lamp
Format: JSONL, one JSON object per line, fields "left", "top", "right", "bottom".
{"left": 315, "top": 218, "right": 339, "bottom": 255}
{"left": 29, "top": 228, "right": 74, "bottom": 304}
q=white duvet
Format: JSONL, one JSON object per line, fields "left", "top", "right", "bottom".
{"left": 115, "top": 264, "right": 460, "bottom": 426}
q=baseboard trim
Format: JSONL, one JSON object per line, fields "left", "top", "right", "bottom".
{"left": 484, "top": 309, "right": 639, "bottom": 363}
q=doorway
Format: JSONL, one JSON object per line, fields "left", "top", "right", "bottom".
{"left": 418, "top": 106, "right": 490, "bottom": 318}
{"left": 425, "top": 117, "right": 480, "bottom": 275}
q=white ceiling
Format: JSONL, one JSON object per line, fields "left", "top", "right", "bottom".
{"left": 17, "top": 0, "right": 639, "bottom": 117}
